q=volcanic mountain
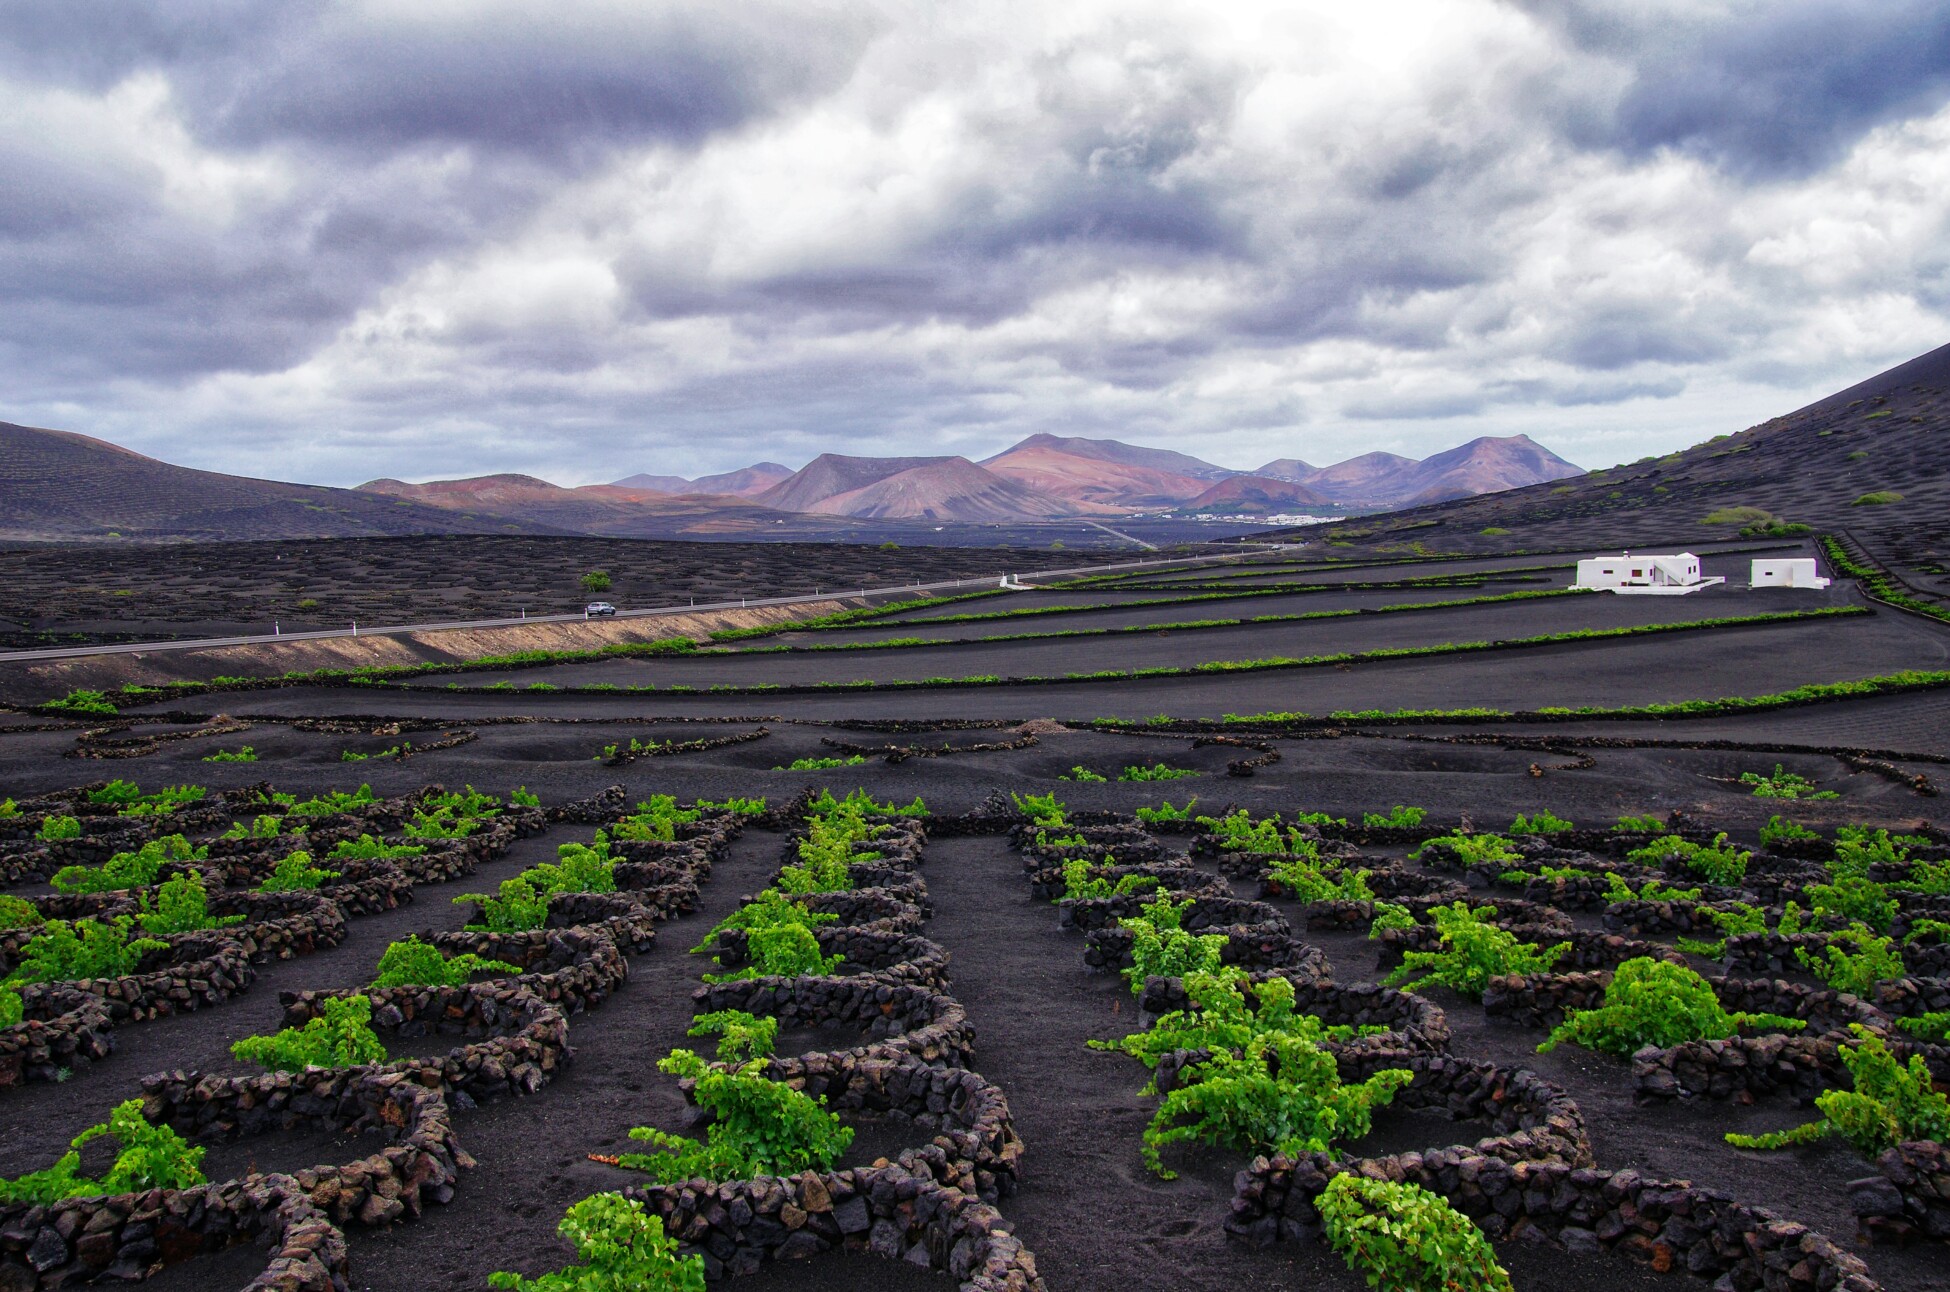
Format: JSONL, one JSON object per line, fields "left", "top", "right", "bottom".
{"left": 0, "top": 421, "right": 556, "bottom": 543}
{"left": 755, "top": 454, "right": 1095, "bottom": 522}
{"left": 1253, "top": 437, "right": 1580, "bottom": 507}
{"left": 980, "top": 434, "right": 1227, "bottom": 508}
{"left": 611, "top": 463, "right": 792, "bottom": 497}
{"left": 1269, "top": 341, "right": 1950, "bottom": 610}
{"left": 1181, "top": 474, "right": 1335, "bottom": 515}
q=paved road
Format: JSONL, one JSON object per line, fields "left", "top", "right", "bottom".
{"left": 0, "top": 548, "right": 1252, "bottom": 665}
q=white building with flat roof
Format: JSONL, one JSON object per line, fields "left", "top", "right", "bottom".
{"left": 1574, "top": 552, "right": 1726, "bottom": 595}
{"left": 1751, "top": 558, "right": 1830, "bottom": 589}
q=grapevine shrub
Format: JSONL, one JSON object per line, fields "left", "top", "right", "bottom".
{"left": 0, "top": 1100, "right": 206, "bottom": 1204}
{"left": 618, "top": 1050, "right": 852, "bottom": 1182}
{"left": 1382, "top": 903, "right": 1567, "bottom": 999}
{"left": 1320, "top": 1175, "right": 1513, "bottom": 1292}
{"left": 137, "top": 872, "right": 245, "bottom": 935}
{"left": 257, "top": 850, "right": 337, "bottom": 892}
{"left": 1539, "top": 958, "right": 1804, "bottom": 1056}
{"left": 232, "top": 994, "right": 388, "bottom": 1072}
{"left": 6, "top": 918, "right": 166, "bottom": 985}
{"left": 1727, "top": 1026, "right": 1950, "bottom": 1155}
{"left": 373, "top": 936, "right": 520, "bottom": 987}
{"left": 489, "top": 1193, "right": 704, "bottom": 1292}
{"left": 688, "top": 1009, "right": 778, "bottom": 1064}
{"left": 1138, "top": 1030, "right": 1410, "bottom": 1178}
{"left": 1120, "top": 896, "right": 1227, "bottom": 991}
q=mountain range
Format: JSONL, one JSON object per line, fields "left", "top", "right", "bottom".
{"left": 0, "top": 417, "right": 1579, "bottom": 543}
{"left": 595, "top": 432, "right": 1581, "bottom": 521}
{"left": 1274, "top": 341, "right": 1950, "bottom": 599}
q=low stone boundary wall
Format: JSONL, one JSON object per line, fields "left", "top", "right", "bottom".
{"left": 1228, "top": 1154, "right": 1877, "bottom": 1290}
{"left": 0, "top": 1172, "right": 349, "bottom": 1290}
{"left": 1853, "top": 1139, "right": 1950, "bottom": 1244}
{"left": 139, "top": 1068, "right": 466, "bottom": 1228}
{"left": 0, "top": 986, "right": 114, "bottom": 1088}
{"left": 1056, "top": 893, "right": 1286, "bottom": 934}
{"left": 710, "top": 928, "right": 952, "bottom": 991}
{"left": 626, "top": 1164, "right": 1042, "bottom": 1289}
{"left": 754, "top": 1052, "right": 1021, "bottom": 1200}
{"left": 280, "top": 982, "right": 571, "bottom": 1104}
{"left": 1082, "top": 923, "right": 1331, "bottom": 982}
{"left": 695, "top": 976, "right": 972, "bottom": 1068}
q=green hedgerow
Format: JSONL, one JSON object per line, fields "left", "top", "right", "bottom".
{"left": 0, "top": 896, "right": 40, "bottom": 930}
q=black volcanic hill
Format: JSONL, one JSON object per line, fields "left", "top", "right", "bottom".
{"left": 1276, "top": 342, "right": 1950, "bottom": 605}
{"left": 0, "top": 421, "right": 561, "bottom": 542}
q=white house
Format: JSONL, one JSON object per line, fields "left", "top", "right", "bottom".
{"left": 1574, "top": 552, "right": 1726, "bottom": 595}
{"left": 1751, "top": 558, "right": 1830, "bottom": 589}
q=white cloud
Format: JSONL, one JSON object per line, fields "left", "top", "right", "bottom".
{"left": 0, "top": 0, "right": 1945, "bottom": 485}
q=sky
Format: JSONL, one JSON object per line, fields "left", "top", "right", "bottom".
{"left": 2, "top": 0, "right": 1948, "bottom": 488}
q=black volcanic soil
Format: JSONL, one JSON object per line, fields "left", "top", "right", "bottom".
{"left": 0, "top": 535, "right": 1162, "bottom": 648}
{"left": 2, "top": 527, "right": 1948, "bottom": 1290}
{"left": 4, "top": 739, "right": 1940, "bottom": 1290}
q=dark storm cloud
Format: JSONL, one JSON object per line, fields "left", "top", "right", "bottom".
{"left": 0, "top": 3, "right": 1945, "bottom": 483}
{"left": 0, "top": 2, "right": 875, "bottom": 159}
{"left": 1524, "top": 0, "right": 1950, "bottom": 177}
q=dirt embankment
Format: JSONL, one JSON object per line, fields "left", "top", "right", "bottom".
{"left": 0, "top": 598, "right": 866, "bottom": 703}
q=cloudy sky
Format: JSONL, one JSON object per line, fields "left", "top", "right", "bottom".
{"left": 3, "top": 0, "right": 1947, "bottom": 487}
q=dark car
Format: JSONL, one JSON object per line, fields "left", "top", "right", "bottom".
{"left": 584, "top": 602, "right": 617, "bottom": 617}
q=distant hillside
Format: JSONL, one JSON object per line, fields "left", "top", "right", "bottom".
{"left": 985, "top": 433, "right": 1234, "bottom": 482}
{"left": 980, "top": 439, "right": 1214, "bottom": 509}
{"left": 757, "top": 454, "right": 1091, "bottom": 521}
{"left": 1269, "top": 343, "right": 1950, "bottom": 601}
{"left": 1183, "top": 474, "right": 1334, "bottom": 515}
{"left": 1250, "top": 437, "right": 1580, "bottom": 507}
{"left": 612, "top": 463, "right": 792, "bottom": 497}
{"left": 0, "top": 421, "right": 554, "bottom": 542}
{"left": 1398, "top": 435, "right": 1585, "bottom": 504}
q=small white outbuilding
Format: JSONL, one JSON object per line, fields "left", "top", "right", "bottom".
{"left": 1573, "top": 552, "right": 1726, "bottom": 595}
{"left": 1750, "top": 558, "right": 1830, "bottom": 589}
